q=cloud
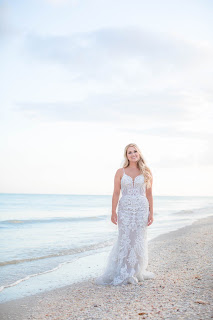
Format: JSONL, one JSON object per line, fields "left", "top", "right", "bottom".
{"left": 23, "top": 26, "right": 213, "bottom": 83}
{"left": 18, "top": 25, "right": 213, "bottom": 128}
{"left": 0, "top": 1, "right": 23, "bottom": 41}
{"left": 0, "top": 2, "right": 12, "bottom": 37}
{"left": 14, "top": 89, "right": 188, "bottom": 123}
{"left": 23, "top": 26, "right": 203, "bottom": 62}
{"left": 12, "top": 25, "right": 213, "bottom": 167}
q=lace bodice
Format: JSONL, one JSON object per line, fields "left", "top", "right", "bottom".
{"left": 121, "top": 170, "right": 147, "bottom": 197}
{"left": 118, "top": 168, "right": 149, "bottom": 229}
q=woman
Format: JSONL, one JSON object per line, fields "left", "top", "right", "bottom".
{"left": 95, "top": 143, "right": 155, "bottom": 285}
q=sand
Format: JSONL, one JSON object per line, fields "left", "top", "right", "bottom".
{"left": 0, "top": 215, "right": 212, "bottom": 320}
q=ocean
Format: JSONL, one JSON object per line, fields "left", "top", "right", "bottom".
{"left": 0, "top": 193, "right": 213, "bottom": 303}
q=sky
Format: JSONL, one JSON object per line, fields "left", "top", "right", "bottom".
{"left": 0, "top": 0, "right": 213, "bottom": 196}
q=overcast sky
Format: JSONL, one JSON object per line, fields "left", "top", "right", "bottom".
{"left": 0, "top": 0, "right": 213, "bottom": 196}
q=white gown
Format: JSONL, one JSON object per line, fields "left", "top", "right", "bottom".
{"left": 95, "top": 168, "right": 155, "bottom": 285}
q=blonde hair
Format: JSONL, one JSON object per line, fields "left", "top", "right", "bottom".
{"left": 123, "top": 143, "right": 152, "bottom": 189}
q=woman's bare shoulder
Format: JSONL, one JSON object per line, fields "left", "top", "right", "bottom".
{"left": 115, "top": 168, "right": 124, "bottom": 178}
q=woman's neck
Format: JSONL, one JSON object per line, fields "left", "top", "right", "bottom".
{"left": 128, "top": 164, "right": 138, "bottom": 169}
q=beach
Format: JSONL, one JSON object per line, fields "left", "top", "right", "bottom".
{"left": 0, "top": 215, "right": 212, "bottom": 320}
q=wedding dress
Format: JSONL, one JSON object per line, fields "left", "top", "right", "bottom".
{"left": 95, "top": 167, "right": 155, "bottom": 286}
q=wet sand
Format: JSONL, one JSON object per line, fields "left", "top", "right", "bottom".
{"left": 0, "top": 215, "right": 212, "bottom": 320}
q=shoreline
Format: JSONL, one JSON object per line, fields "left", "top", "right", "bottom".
{"left": 0, "top": 215, "right": 212, "bottom": 319}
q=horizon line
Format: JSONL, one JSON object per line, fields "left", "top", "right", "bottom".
{"left": 0, "top": 192, "right": 212, "bottom": 197}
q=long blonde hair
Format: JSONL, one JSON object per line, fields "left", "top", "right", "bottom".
{"left": 123, "top": 143, "right": 152, "bottom": 189}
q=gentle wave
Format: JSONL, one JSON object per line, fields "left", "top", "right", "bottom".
{"left": 0, "top": 256, "right": 82, "bottom": 293}
{"left": 173, "top": 209, "right": 194, "bottom": 215}
{"left": 0, "top": 238, "right": 115, "bottom": 267}
{"left": 0, "top": 214, "right": 108, "bottom": 225}
{"left": 172, "top": 206, "right": 213, "bottom": 215}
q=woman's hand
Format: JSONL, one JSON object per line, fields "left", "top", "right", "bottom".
{"left": 147, "top": 214, "right": 154, "bottom": 226}
{"left": 111, "top": 213, "right": 117, "bottom": 225}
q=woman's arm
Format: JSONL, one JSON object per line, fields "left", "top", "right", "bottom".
{"left": 146, "top": 175, "right": 154, "bottom": 226}
{"left": 111, "top": 169, "right": 121, "bottom": 225}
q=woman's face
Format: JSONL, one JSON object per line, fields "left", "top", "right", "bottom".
{"left": 127, "top": 147, "right": 140, "bottom": 163}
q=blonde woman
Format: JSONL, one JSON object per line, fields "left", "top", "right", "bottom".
{"left": 95, "top": 143, "right": 155, "bottom": 285}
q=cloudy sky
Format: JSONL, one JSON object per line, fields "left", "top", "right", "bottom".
{"left": 0, "top": 0, "right": 213, "bottom": 196}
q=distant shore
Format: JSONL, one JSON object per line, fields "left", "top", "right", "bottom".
{"left": 0, "top": 215, "right": 212, "bottom": 320}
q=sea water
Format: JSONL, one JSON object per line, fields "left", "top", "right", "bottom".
{"left": 0, "top": 193, "right": 213, "bottom": 303}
